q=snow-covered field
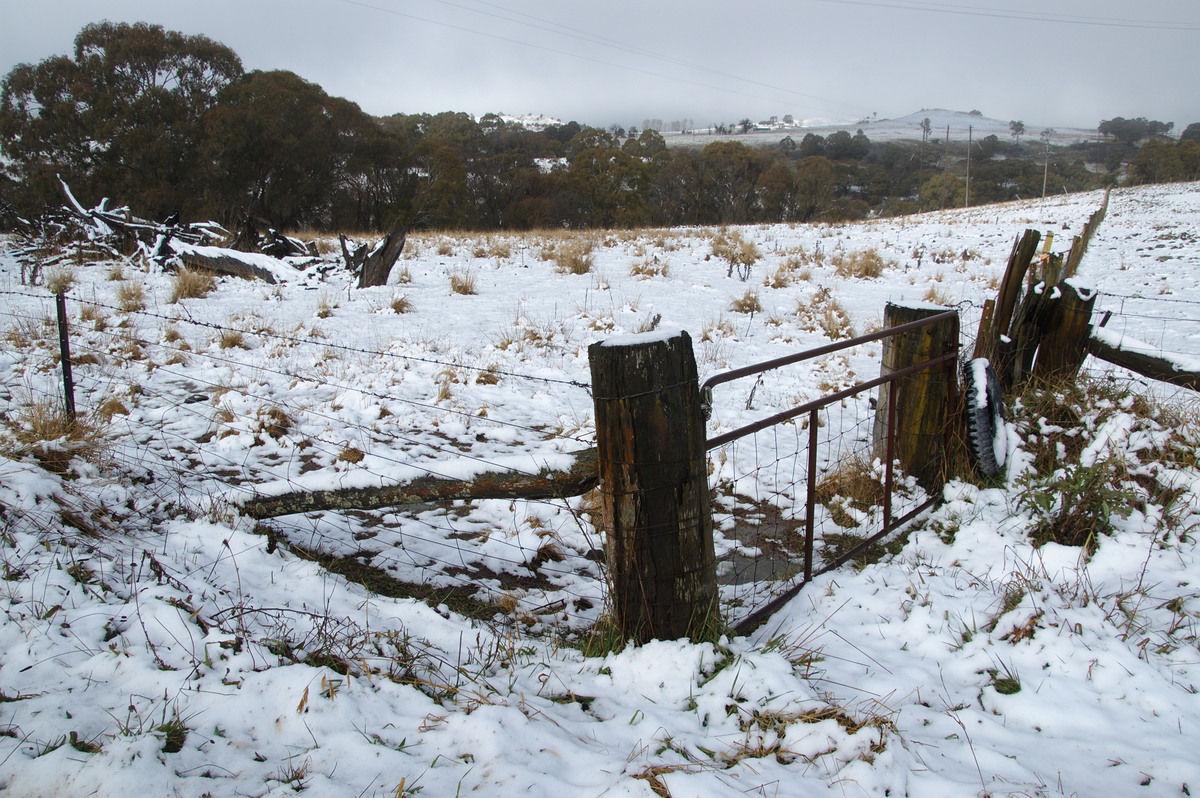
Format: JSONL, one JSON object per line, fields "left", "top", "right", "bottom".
{"left": 1, "top": 182, "right": 1199, "bottom": 797}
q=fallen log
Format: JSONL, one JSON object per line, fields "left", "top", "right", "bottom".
{"left": 1087, "top": 327, "right": 1200, "bottom": 393}
{"left": 169, "top": 242, "right": 301, "bottom": 284}
{"left": 240, "top": 449, "right": 598, "bottom": 519}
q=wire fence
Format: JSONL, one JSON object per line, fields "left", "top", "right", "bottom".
{"left": 5, "top": 278, "right": 1197, "bottom": 639}
{"left": 0, "top": 288, "right": 605, "bottom": 632}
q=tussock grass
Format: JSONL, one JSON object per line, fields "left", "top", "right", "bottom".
{"left": 449, "top": 270, "right": 478, "bottom": 295}
{"left": 169, "top": 268, "right": 215, "bottom": 303}
{"left": 712, "top": 229, "right": 760, "bottom": 280}
{"left": 831, "top": 248, "right": 893, "bottom": 279}
{"left": 3, "top": 398, "right": 107, "bottom": 474}
{"left": 796, "top": 288, "right": 855, "bottom": 340}
{"left": 218, "top": 329, "right": 247, "bottom": 349}
{"left": 729, "top": 289, "right": 762, "bottom": 314}
{"left": 922, "top": 284, "right": 952, "bottom": 305}
{"left": 44, "top": 267, "right": 76, "bottom": 295}
{"left": 629, "top": 256, "right": 668, "bottom": 279}
{"left": 550, "top": 238, "right": 596, "bottom": 275}
{"left": 78, "top": 303, "right": 108, "bottom": 331}
{"left": 116, "top": 281, "right": 145, "bottom": 312}
{"left": 389, "top": 294, "right": 412, "bottom": 314}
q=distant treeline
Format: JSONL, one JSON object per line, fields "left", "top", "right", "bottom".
{"left": 2, "top": 22, "right": 1197, "bottom": 235}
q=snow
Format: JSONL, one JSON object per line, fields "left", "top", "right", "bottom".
{"left": 2, "top": 182, "right": 1200, "bottom": 796}
{"left": 1092, "top": 324, "right": 1200, "bottom": 374}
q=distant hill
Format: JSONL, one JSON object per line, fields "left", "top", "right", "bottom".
{"left": 659, "top": 109, "right": 1101, "bottom": 148}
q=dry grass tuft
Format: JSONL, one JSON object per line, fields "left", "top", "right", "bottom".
{"left": 78, "top": 304, "right": 108, "bottom": 332}
{"left": 117, "top": 282, "right": 145, "bottom": 312}
{"left": 169, "top": 268, "right": 215, "bottom": 303}
{"left": 796, "top": 288, "right": 855, "bottom": 340}
{"left": 4, "top": 399, "right": 107, "bottom": 474}
{"left": 629, "top": 256, "right": 669, "bottom": 279}
{"left": 922, "top": 284, "right": 952, "bottom": 305}
{"left": 729, "top": 289, "right": 763, "bottom": 314}
{"left": 449, "top": 271, "right": 477, "bottom": 295}
{"left": 218, "top": 329, "right": 247, "bottom": 349}
{"left": 45, "top": 267, "right": 76, "bottom": 295}
{"left": 315, "top": 294, "right": 338, "bottom": 318}
{"left": 390, "top": 294, "right": 413, "bottom": 314}
{"left": 831, "top": 248, "right": 893, "bottom": 279}
{"left": 550, "top": 238, "right": 596, "bottom": 275}
{"left": 337, "top": 445, "right": 365, "bottom": 464}
{"left": 712, "top": 229, "right": 760, "bottom": 280}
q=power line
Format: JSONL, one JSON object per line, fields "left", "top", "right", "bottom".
{"left": 805, "top": 0, "right": 1200, "bottom": 32}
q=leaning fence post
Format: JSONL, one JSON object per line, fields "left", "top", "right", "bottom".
{"left": 588, "top": 331, "right": 717, "bottom": 644}
{"left": 54, "top": 292, "right": 77, "bottom": 423}
{"left": 1031, "top": 280, "right": 1096, "bottom": 383}
{"left": 873, "top": 303, "right": 959, "bottom": 491}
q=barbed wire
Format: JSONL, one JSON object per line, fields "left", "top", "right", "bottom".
{"left": 0, "top": 288, "right": 593, "bottom": 392}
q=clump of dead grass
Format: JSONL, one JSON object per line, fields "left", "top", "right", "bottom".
{"left": 711, "top": 229, "right": 760, "bottom": 280}
{"left": 117, "top": 281, "right": 145, "bottom": 312}
{"left": 831, "top": 248, "right": 893, "bottom": 279}
{"left": 169, "top": 268, "right": 215, "bottom": 303}
{"left": 549, "top": 238, "right": 596, "bottom": 275}
{"left": 729, "top": 289, "right": 763, "bottom": 314}
{"left": 3, "top": 398, "right": 108, "bottom": 474}
{"left": 796, "top": 288, "right": 855, "bottom": 340}
{"left": 629, "top": 256, "right": 668, "bottom": 279}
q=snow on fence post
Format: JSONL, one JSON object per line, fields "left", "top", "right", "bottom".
{"left": 1031, "top": 280, "right": 1097, "bottom": 383}
{"left": 872, "top": 303, "right": 960, "bottom": 492}
{"left": 588, "top": 330, "right": 718, "bottom": 644}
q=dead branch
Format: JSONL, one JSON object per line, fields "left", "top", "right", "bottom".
{"left": 240, "top": 449, "right": 598, "bottom": 519}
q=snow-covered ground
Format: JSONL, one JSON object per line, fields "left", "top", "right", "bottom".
{"left": 1, "top": 182, "right": 1199, "bottom": 797}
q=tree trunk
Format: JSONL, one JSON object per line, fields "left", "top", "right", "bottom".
{"left": 358, "top": 216, "right": 407, "bottom": 288}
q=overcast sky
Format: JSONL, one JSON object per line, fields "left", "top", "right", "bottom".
{"left": 3, "top": 0, "right": 1199, "bottom": 133}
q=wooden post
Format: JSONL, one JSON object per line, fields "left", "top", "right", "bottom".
{"left": 873, "top": 304, "right": 959, "bottom": 491}
{"left": 1032, "top": 280, "right": 1097, "bottom": 382}
{"left": 55, "top": 292, "right": 76, "bottom": 424}
{"left": 981, "top": 229, "right": 1040, "bottom": 371}
{"left": 588, "top": 331, "right": 717, "bottom": 644}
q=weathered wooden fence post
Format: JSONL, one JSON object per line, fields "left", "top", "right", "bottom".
{"left": 873, "top": 304, "right": 960, "bottom": 491}
{"left": 1031, "top": 280, "right": 1097, "bottom": 383}
{"left": 588, "top": 331, "right": 717, "bottom": 644}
